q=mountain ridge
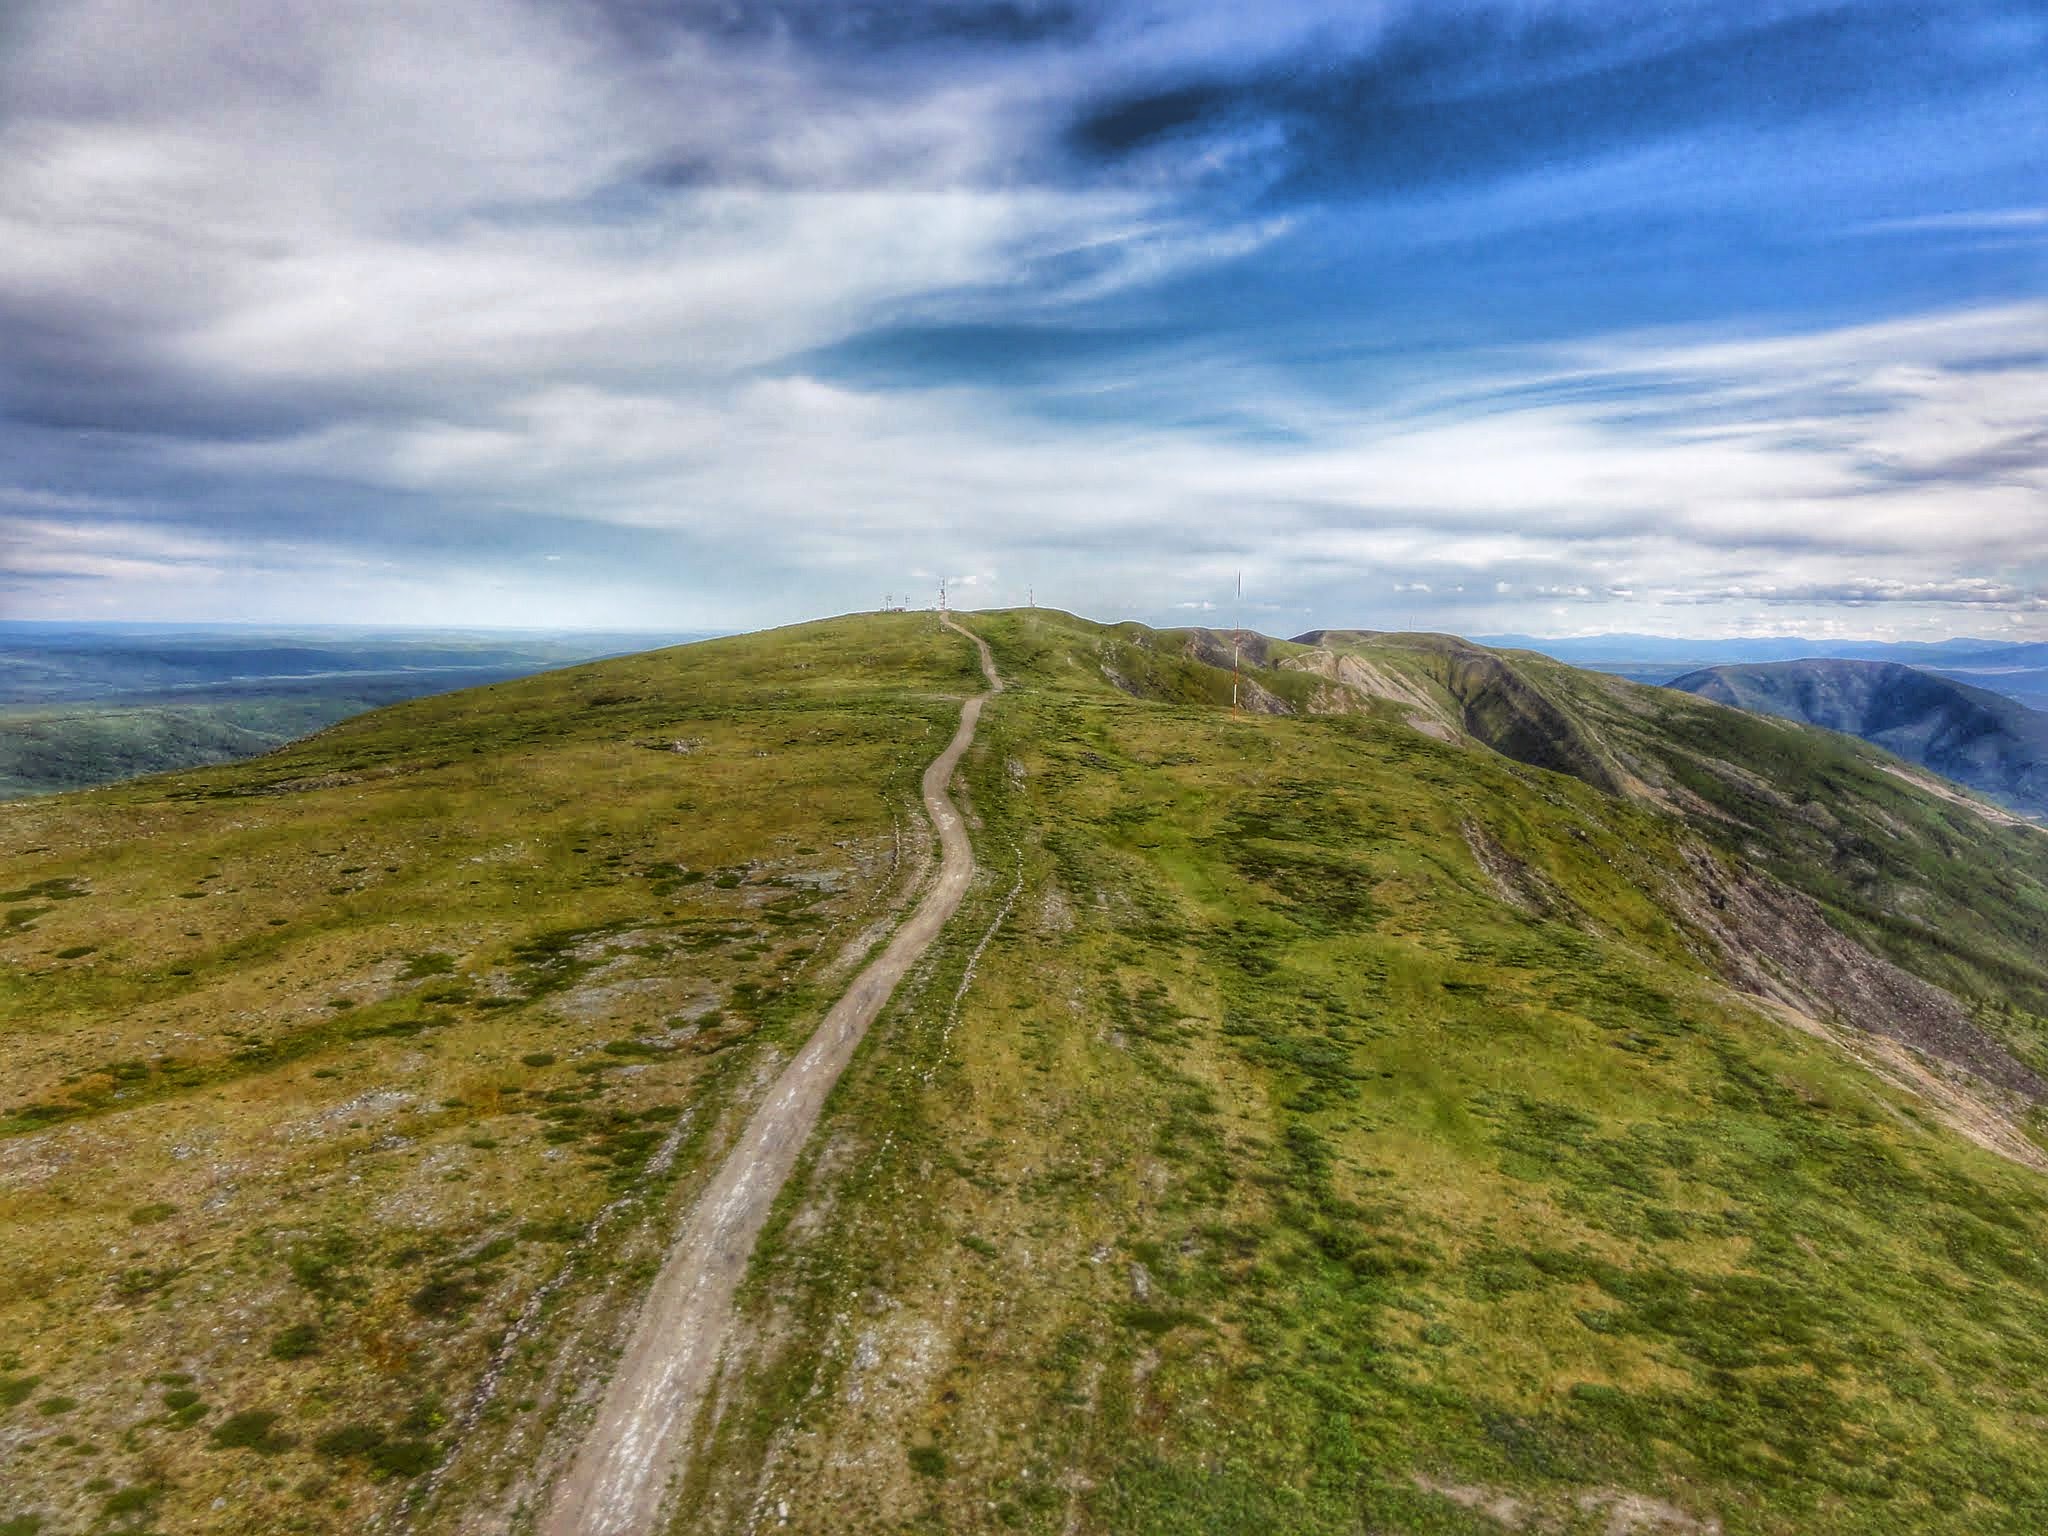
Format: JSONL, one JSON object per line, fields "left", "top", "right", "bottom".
{"left": 6, "top": 610, "right": 2048, "bottom": 1535}
{"left": 1667, "top": 657, "right": 2048, "bottom": 821}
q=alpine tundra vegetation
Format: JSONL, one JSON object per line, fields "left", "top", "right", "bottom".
{"left": 5, "top": 611, "right": 2048, "bottom": 1535}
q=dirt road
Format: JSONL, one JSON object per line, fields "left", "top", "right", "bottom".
{"left": 539, "top": 619, "right": 1000, "bottom": 1535}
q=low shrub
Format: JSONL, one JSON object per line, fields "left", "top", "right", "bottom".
{"left": 210, "top": 1409, "right": 295, "bottom": 1454}
{"left": 268, "top": 1323, "right": 319, "bottom": 1360}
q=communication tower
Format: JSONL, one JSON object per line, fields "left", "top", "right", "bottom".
{"left": 1231, "top": 570, "right": 1243, "bottom": 716}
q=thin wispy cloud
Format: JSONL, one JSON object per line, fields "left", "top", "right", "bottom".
{"left": 1, "top": 0, "right": 2043, "bottom": 636}
{"left": 1852, "top": 207, "right": 2048, "bottom": 236}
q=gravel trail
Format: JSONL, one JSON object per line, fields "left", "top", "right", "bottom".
{"left": 539, "top": 618, "right": 1000, "bottom": 1535}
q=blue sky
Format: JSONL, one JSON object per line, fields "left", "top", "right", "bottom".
{"left": 0, "top": 0, "right": 2043, "bottom": 636}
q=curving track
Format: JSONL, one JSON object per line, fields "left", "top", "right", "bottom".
{"left": 539, "top": 618, "right": 1001, "bottom": 1535}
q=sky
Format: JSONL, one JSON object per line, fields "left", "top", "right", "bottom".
{"left": 0, "top": 0, "right": 2044, "bottom": 639}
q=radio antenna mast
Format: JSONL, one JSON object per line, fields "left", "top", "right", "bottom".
{"left": 938, "top": 576, "right": 948, "bottom": 629}
{"left": 1231, "top": 569, "right": 1243, "bottom": 717}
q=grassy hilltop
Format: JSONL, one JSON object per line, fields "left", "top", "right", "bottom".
{"left": 6, "top": 610, "right": 2048, "bottom": 1535}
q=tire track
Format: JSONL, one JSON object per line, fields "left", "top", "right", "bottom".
{"left": 538, "top": 619, "right": 1000, "bottom": 1534}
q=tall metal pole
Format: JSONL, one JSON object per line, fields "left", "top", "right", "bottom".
{"left": 1231, "top": 570, "right": 1242, "bottom": 717}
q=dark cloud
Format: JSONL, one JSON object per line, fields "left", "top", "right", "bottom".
{"left": 579, "top": 0, "right": 1093, "bottom": 57}
{"left": 1073, "top": 80, "right": 1230, "bottom": 157}
{"left": 800, "top": 320, "right": 1189, "bottom": 390}
{"left": 0, "top": 324, "right": 337, "bottom": 443}
{"left": 1068, "top": 3, "right": 2037, "bottom": 199}
{"left": 1860, "top": 426, "right": 2048, "bottom": 490}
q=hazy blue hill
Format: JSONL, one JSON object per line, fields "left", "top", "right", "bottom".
{"left": 1474, "top": 632, "right": 2048, "bottom": 708}
{"left": 0, "top": 700, "right": 329, "bottom": 797}
{"left": 1668, "top": 658, "right": 2048, "bottom": 819}
{"left": 1934, "top": 642, "right": 2048, "bottom": 671}
{"left": 1929, "top": 645, "right": 2048, "bottom": 712}
{"left": 1473, "top": 633, "right": 2021, "bottom": 668}
{"left": 1932, "top": 668, "right": 2048, "bottom": 711}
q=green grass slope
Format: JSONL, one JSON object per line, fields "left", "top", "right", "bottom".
{"left": 675, "top": 610, "right": 2048, "bottom": 1536}
{"left": 0, "top": 614, "right": 980, "bottom": 1536}
{"left": 7, "top": 610, "right": 2048, "bottom": 1536}
{"left": 1302, "top": 630, "right": 2048, "bottom": 1024}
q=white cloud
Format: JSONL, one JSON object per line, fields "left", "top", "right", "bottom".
{"left": 2, "top": 516, "right": 237, "bottom": 584}
{"left": 1853, "top": 206, "right": 2048, "bottom": 235}
{"left": 2, "top": 0, "right": 2043, "bottom": 640}
{"left": 122, "top": 295, "right": 2044, "bottom": 637}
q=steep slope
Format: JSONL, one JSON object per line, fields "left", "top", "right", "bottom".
{"left": 1293, "top": 630, "right": 2048, "bottom": 1024}
{"left": 8, "top": 611, "right": 2048, "bottom": 1536}
{"left": 1666, "top": 659, "right": 2048, "bottom": 820}
{"left": 1295, "top": 630, "right": 1633, "bottom": 792}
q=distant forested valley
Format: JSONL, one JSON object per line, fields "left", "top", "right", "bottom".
{"left": 0, "top": 624, "right": 711, "bottom": 797}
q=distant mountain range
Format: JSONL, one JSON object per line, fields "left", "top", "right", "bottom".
{"left": 1481, "top": 633, "right": 2048, "bottom": 711}
{"left": 1668, "top": 658, "right": 2048, "bottom": 820}
{"left": 1477, "top": 632, "right": 2039, "bottom": 665}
